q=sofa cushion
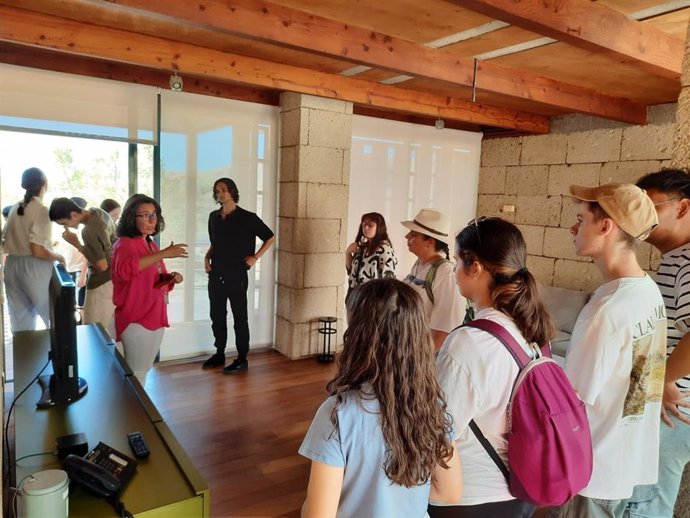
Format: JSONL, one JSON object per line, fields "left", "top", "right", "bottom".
{"left": 550, "top": 330, "right": 572, "bottom": 358}
{"left": 541, "top": 285, "right": 590, "bottom": 335}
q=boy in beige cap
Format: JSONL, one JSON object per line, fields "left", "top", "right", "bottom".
{"left": 553, "top": 184, "right": 667, "bottom": 518}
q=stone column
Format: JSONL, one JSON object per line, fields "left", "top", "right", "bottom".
{"left": 670, "top": 20, "right": 690, "bottom": 518}
{"left": 275, "top": 93, "right": 352, "bottom": 358}
{"left": 672, "top": 23, "right": 690, "bottom": 169}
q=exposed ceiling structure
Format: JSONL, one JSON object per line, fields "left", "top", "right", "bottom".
{"left": 1, "top": 0, "right": 689, "bottom": 136}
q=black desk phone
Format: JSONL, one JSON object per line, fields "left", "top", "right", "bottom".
{"left": 63, "top": 442, "right": 137, "bottom": 499}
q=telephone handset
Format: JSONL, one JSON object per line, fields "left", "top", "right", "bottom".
{"left": 63, "top": 442, "right": 137, "bottom": 499}
{"left": 63, "top": 454, "right": 121, "bottom": 499}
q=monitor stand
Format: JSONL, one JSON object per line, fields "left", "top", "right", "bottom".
{"left": 36, "top": 375, "right": 88, "bottom": 408}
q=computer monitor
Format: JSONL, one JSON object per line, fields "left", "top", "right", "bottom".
{"left": 37, "top": 262, "right": 88, "bottom": 408}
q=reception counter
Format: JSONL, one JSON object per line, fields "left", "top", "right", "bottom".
{"left": 12, "top": 324, "right": 209, "bottom": 517}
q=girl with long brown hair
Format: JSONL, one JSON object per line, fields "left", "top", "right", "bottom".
{"left": 429, "top": 217, "right": 554, "bottom": 518}
{"left": 345, "top": 212, "right": 397, "bottom": 299}
{"left": 300, "top": 278, "right": 462, "bottom": 518}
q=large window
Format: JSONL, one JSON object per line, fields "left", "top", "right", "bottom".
{"left": 349, "top": 116, "right": 482, "bottom": 278}
{"left": 159, "top": 91, "right": 278, "bottom": 360}
{"left": 0, "top": 64, "right": 278, "bottom": 361}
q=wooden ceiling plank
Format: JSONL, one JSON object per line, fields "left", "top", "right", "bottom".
{"left": 116, "top": 0, "right": 646, "bottom": 123}
{"left": 476, "top": 60, "right": 648, "bottom": 122}
{"left": 0, "top": 5, "right": 550, "bottom": 133}
{"left": 452, "top": 0, "right": 684, "bottom": 79}
{"left": 6, "top": 0, "right": 646, "bottom": 123}
{"left": 0, "top": 42, "right": 280, "bottom": 105}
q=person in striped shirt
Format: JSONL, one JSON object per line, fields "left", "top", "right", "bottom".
{"left": 627, "top": 169, "right": 690, "bottom": 516}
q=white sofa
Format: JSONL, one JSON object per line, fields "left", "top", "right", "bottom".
{"left": 540, "top": 285, "right": 591, "bottom": 364}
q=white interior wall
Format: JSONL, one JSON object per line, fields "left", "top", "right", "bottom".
{"left": 348, "top": 115, "right": 482, "bottom": 278}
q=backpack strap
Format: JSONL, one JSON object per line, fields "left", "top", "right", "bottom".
{"left": 463, "top": 319, "right": 520, "bottom": 484}
{"left": 468, "top": 419, "right": 510, "bottom": 483}
{"left": 465, "top": 319, "right": 532, "bottom": 369}
{"left": 424, "top": 257, "right": 450, "bottom": 304}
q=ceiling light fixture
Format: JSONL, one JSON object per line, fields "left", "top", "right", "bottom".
{"left": 169, "top": 72, "right": 183, "bottom": 92}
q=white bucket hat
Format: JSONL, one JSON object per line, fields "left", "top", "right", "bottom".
{"left": 401, "top": 209, "right": 450, "bottom": 244}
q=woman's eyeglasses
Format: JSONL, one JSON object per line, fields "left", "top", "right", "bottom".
{"left": 135, "top": 212, "right": 158, "bottom": 221}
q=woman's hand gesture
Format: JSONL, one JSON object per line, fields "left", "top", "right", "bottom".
{"left": 164, "top": 242, "right": 188, "bottom": 259}
{"left": 346, "top": 242, "right": 359, "bottom": 256}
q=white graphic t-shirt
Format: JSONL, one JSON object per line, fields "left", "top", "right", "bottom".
{"left": 565, "top": 275, "right": 666, "bottom": 500}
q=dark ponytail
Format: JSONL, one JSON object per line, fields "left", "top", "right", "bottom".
{"left": 434, "top": 240, "right": 450, "bottom": 259}
{"left": 17, "top": 167, "right": 47, "bottom": 216}
{"left": 456, "top": 218, "right": 555, "bottom": 345}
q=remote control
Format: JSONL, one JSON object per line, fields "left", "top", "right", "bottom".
{"left": 127, "top": 431, "right": 150, "bottom": 459}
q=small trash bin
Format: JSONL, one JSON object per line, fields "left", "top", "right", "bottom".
{"left": 317, "top": 316, "right": 337, "bottom": 362}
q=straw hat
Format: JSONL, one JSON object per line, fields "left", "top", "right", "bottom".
{"left": 401, "top": 209, "right": 450, "bottom": 244}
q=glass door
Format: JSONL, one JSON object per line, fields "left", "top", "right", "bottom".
{"left": 158, "top": 91, "right": 278, "bottom": 360}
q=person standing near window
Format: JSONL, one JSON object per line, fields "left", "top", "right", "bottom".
{"left": 202, "top": 178, "right": 275, "bottom": 374}
{"left": 345, "top": 212, "right": 397, "bottom": 300}
{"left": 100, "top": 198, "right": 122, "bottom": 225}
{"left": 3, "top": 167, "right": 65, "bottom": 332}
{"left": 111, "top": 194, "right": 187, "bottom": 386}
{"left": 49, "top": 197, "right": 117, "bottom": 338}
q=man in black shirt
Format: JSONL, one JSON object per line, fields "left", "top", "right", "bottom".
{"left": 202, "top": 178, "right": 275, "bottom": 373}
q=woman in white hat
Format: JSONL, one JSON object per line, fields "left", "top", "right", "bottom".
{"left": 402, "top": 209, "right": 466, "bottom": 350}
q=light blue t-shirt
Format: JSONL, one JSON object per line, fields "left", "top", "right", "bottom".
{"left": 299, "top": 389, "right": 432, "bottom": 518}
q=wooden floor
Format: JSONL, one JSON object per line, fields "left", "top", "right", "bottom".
{"left": 144, "top": 351, "right": 338, "bottom": 518}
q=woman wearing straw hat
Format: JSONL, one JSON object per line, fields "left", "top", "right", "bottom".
{"left": 402, "top": 209, "right": 466, "bottom": 350}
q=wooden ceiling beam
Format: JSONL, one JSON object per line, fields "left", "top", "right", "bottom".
{"left": 0, "top": 5, "right": 550, "bottom": 133}
{"left": 0, "top": 43, "right": 280, "bottom": 106}
{"left": 451, "top": 0, "right": 684, "bottom": 80}
{"left": 353, "top": 106, "right": 483, "bottom": 133}
{"left": 4, "top": 0, "right": 647, "bottom": 124}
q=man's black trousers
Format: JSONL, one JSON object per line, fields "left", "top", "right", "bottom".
{"left": 208, "top": 271, "right": 250, "bottom": 360}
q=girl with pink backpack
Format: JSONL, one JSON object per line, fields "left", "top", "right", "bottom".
{"left": 430, "top": 218, "right": 590, "bottom": 518}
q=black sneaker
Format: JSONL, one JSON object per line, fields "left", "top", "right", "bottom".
{"left": 223, "top": 359, "right": 248, "bottom": 374}
{"left": 202, "top": 353, "right": 225, "bottom": 369}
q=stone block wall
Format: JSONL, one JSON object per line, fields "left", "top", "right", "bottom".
{"left": 275, "top": 93, "right": 352, "bottom": 358}
{"left": 478, "top": 104, "right": 676, "bottom": 293}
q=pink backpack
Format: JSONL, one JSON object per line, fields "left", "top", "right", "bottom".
{"left": 465, "top": 319, "right": 593, "bottom": 506}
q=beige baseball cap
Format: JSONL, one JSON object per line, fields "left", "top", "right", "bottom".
{"left": 569, "top": 183, "right": 658, "bottom": 240}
